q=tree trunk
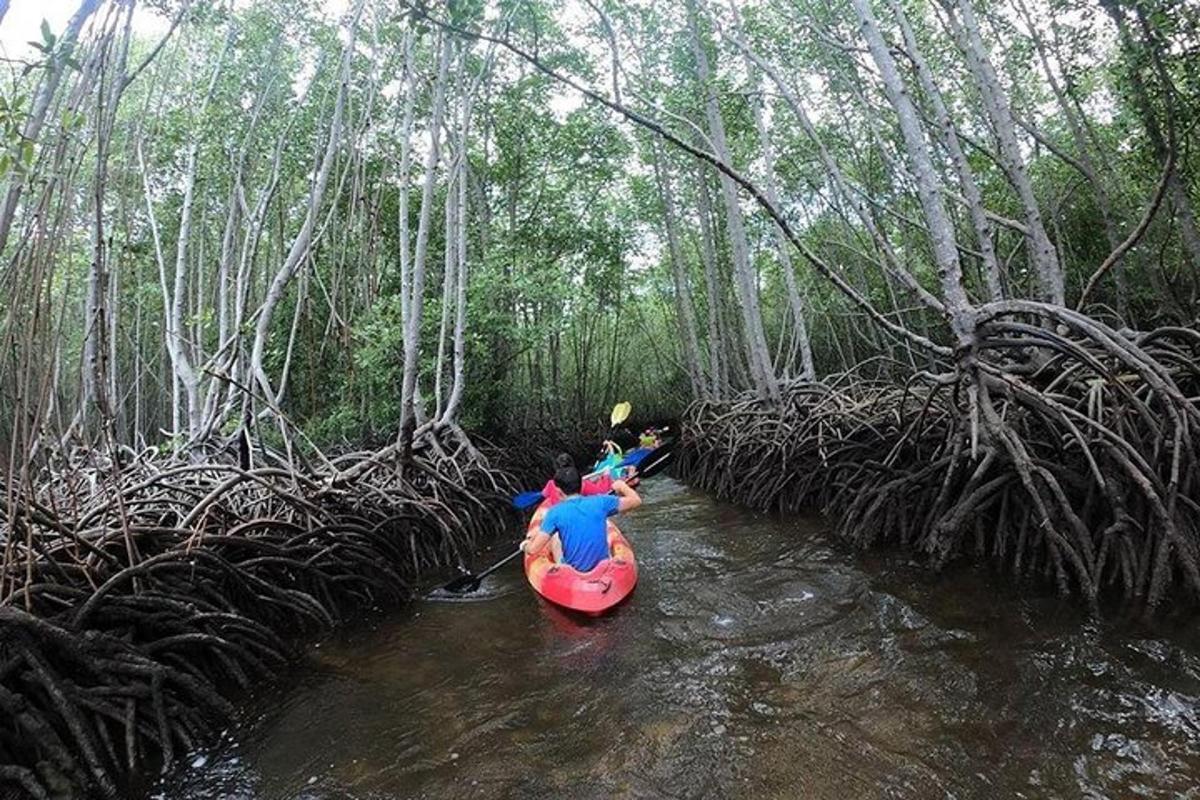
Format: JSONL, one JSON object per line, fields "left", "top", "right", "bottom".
{"left": 434, "top": 148, "right": 458, "bottom": 417}
{"left": 1014, "top": 0, "right": 1123, "bottom": 310}
{"left": 441, "top": 150, "right": 470, "bottom": 426}
{"left": 652, "top": 141, "right": 708, "bottom": 397}
{"left": 727, "top": 25, "right": 947, "bottom": 316}
{"left": 397, "top": 28, "right": 417, "bottom": 331}
{"left": 947, "top": 0, "right": 1063, "bottom": 305}
{"left": 398, "top": 32, "right": 451, "bottom": 449}
{"left": 694, "top": 167, "right": 727, "bottom": 399}
{"left": 686, "top": 0, "right": 777, "bottom": 400}
{"left": 852, "top": 0, "right": 975, "bottom": 339}
{"left": 78, "top": 6, "right": 133, "bottom": 439}
{"left": 746, "top": 77, "right": 815, "bottom": 380}
{"left": 250, "top": 3, "right": 361, "bottom": 407}
{"left": 888, "top": 0, "right": 1004, "bottom": 303}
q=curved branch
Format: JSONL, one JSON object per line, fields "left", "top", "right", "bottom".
{"left": 403, "top": 3, "right": 952, "bottom": 359}
{"left": 1076, "top": 123, "right": 1178, "bottom": 310}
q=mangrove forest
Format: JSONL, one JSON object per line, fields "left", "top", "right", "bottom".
{"left": 1, "top": 0, "right": 1199, "bottom": 796}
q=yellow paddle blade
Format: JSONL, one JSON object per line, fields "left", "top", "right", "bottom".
{"left": 611, "top": 401, "right": 631, "bottom": 426}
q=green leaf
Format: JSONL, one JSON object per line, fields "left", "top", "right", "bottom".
{"left": 40, "top": 19, "right": 54, "bottom": 47}
{"left": 21, "top": 141, "right": 34, "bottom": 167}
{"left": 0, "top": 153, "right": 10, "bottom": 178}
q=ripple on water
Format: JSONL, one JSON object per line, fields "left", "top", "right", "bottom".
{"left": 164, "top": 480, "right": 1200, "bottom": 800}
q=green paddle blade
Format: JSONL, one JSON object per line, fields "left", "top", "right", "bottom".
{"left": 611, "top": 401, "right": 631, "bottom": 426}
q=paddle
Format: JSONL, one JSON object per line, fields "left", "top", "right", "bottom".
{"left": 511, "top": 487, "right": 550, "bottom": 510}
{"left": 510, "top": 462, "right": 611, "bottom": 510}
{"left": 510, "top": 402, "right": 631, "bottom": 510}
{"left": 441, "top": 547, "right": 524, "bottom": 593}
{"left": 598, "top": 401, "right": 632, "bottom": 461}
{"left": 611, "top": 401, "right": 631, "bottom": 427}
{"left": 634, "top": 446, "right": 673, "bottom": 479}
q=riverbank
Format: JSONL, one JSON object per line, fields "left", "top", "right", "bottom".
{"left": 0, "top": 429, "right": 521, "bottom": 800}
{"left": 674, "top": 371, "right": 1200, "bottom": 615}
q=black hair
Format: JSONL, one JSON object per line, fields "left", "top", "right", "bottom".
{"left": 552, "top": 452, "right": 582, "bottom": 494}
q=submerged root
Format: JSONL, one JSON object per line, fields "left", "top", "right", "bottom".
{"left": 0, "top": 427, "right": 519, "bottom": 799}
{"left": 678, "top": 314, "right": 1200, "bottom": 614}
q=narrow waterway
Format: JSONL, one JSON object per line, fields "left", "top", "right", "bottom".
{"left": 165, "top": 479, "right": 1200, "bottom": 799}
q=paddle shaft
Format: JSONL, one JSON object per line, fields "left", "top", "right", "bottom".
{"left": 472, "top": 547, "right": 523, "bottom": 583}
{"left": 636, "top": 449, "right": 672, "bottom": 479}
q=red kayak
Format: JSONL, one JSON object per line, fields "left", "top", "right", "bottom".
{"left": 523, "top": 500, "right": 638, "bottom": 615}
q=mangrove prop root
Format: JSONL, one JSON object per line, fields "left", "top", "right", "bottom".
{"left": 676, "top": 317, "right": 1200, "bottom": 614}
{"left": 0, "top": 426, "right": 521, "bottom": 799}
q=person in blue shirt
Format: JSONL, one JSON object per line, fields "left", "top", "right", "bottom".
{"left": 521, "top": 455, "right": 642, "bottom": 572}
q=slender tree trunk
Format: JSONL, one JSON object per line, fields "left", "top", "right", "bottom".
{"left": 947, "top": 0, "right": 1063, "bottom": 305}
{"left": 852, "top": 0, "right": 975, "bottom": 339}
{"left": 216, "top": 122, "right": 287, "bottom": 431}
{"left": 78, "top": 5, "right": 132, "bottom": 439}
{"left": 727, "top": 25, "right": 947, "bottom": 316}
{"left": 434, "top": 152, "right": 458, "bottom": 417}
{"left": 747, "top": 77, "right": 815, "bottom": 380}
{"left": 399, "top": 32, "right": 451, "bottom": 450}
{"left": 694, "top": 168, "right": 727, "bottom": 399}
{"left": 156, "top": 33, "right": 230, "bottom": 437}
{"left": 686, "top": 0, "right": 777, "bottom": 401}
{"left": 442, "top": 46, "right": 487, "bottom": 425}
{"left": 107, "top": 215, "right": 122, "bottom": 435}
{"left": 441, "top": 151, "right": 470, "bottom": 425}
{"left": 652, "top": 142, "right": 708, "bottom": 397}
{"left": 1013, "top": 0, "right": 1123, "bottom": 310}
{"left": 888, "top": 0, "right": 1004, "bottom": 303}
{"left": 722, "top": 4, "right": 822, "bottom": 380}
{"left": 275, "top": 267, "right": 307, "bottom": 404}
{"left": 250, "top": 3, "right": 361, "bottom": 407}
{"left": 397, "top": 28, "right": 417, "bottom": 331}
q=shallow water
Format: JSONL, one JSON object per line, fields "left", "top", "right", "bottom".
{"left": 164, "top": 479, "right": 1200, "bottom": 799}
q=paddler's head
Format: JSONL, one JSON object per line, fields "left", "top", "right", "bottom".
{"left": 552, "top": 453, "right": 582, "bottom": 496}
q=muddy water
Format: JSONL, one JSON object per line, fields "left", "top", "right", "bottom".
{"left": 165, "top": 479, "right": 1200, "bottom": 799}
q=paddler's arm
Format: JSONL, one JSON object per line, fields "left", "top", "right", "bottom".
{"left": 521, "top": 529, "right": 551, "bottom": 554}
{"left": 611, "top": 479, "right": 641, "bottom": 513}
{"left": 522, "top": 511, "right": 558, "bottom": 554}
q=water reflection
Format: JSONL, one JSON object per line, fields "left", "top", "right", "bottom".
{"left": 163, "top": 479, "right": 1200, "bottom": 800}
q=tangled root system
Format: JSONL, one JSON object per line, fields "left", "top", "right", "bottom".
{"left": 1, "top": 427, "right": 516, "bottom": 799}
{"left": 678, "top": 310, "right": 1200, "bottom": 614}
